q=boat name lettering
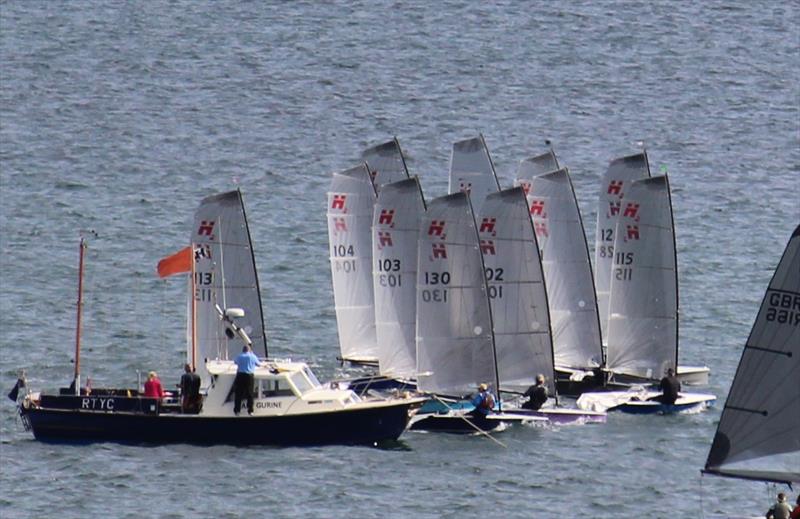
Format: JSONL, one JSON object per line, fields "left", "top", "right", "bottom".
{"left": 255, "top": 401, "right": 282, "bottom": 409}
{"left": 766, "top": 291, "right": 800, "bottom": 325}
{"left": 81, "top": 397, "right": 115, "bottom": 410}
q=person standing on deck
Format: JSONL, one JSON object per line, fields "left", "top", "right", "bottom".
{"left": 143, "top": 371, "right": 166, "bottom": 399}
{"left": 233, "top": 345, "right": 262, "bottom": 416}
{"left": 179, "top": 364, "right": 202, "bottom": 413}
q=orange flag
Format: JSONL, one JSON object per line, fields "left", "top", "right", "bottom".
{"left": 157, "top": 246, "right": 192, "bottom": 278}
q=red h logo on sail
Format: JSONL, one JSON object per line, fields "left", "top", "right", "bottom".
{"left": 518, "top": 181, "right": 531, "bottom": 195}
{"left": 607, "top": 180, "right": 623, "bottom": 196}
{"left": 623, "top": 202, "right": 640, "bottom": 219}
{"left": 479, "top": 218, "right": 496, "bottom": 234}
{"left": 333, "top": 217, "right": 347, "bottom": 232}
{"left": 198, "top": 221, "right": 215, "bottom": 237}
{"left": 379, "top": 209, "right": 395, "bottom": 226}
{"left": 331, "top": 194, "right": 346, "bottom": 210}
{"left": 529, "top": 200, "right": 546, "bottom": 217}
{"left": 626, "top": 225, "right": 639, "bottom": 241}
{"left": 534, "top": 222, "right": 548, "bottom": 238}
{"left": 378, "top": 231, "right": 392, "bottom": 248}
{"left": 480, "top": 239, "right": 496, "bottom": 255}
{"left": 432, "top": 243, "right": 447, "bottom": 259}
{"left": 428, "top": 220, "right": 445, "bottom": 237}
{"left": 608, "top": 201, "right": 620, "bottom": 217}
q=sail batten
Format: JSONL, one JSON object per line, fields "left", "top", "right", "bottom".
{"left": 704, "top": 225, "right": 800, "bottom": 485}
{"left": 327, "top": 164, "right": 379, "bottom": 363}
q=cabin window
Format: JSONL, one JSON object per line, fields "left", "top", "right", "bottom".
{"left": 259, "top": 379, "right": 294, "bottom": 397}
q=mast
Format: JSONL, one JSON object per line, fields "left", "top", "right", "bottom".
{"left": 73, "top": 236, "right": 87, "bottom": 395}
{"left": 665, "top": 173, "right": 679, "bottom": 371}
{"left": 238, "top": 188, "right": 268, "bottom": 358}
{"left": 190, "top": 242, "right": 197, "bottom": 371}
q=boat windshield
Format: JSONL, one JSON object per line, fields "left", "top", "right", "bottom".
{"left": 290, "top": 372, "right": 314, "bottom": 395}
{"left": 302, "top": 366, "right": 321, "bottom": 387}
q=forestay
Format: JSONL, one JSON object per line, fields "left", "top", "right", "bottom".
{"left": 191, "top": 190, "right": 267, "bottom": 384}
{"left": 479, "top": 188, "right": 555, "bottom": 395}
{"left": 595, "top": 152, "right": 651, "bottom": 343}
{"left": 605, "top": 175, "right": 677, "bottom": 380}
{"left": 704, "top": 225, "right": 800, "bottom": 485}
{"left": 416, "top": 192, "right": 497, "bottom": 396}
{"left": 362, "top": 137, "right": 409, "bottom": 191}
{"left": 447, "top": 135, "right": 500, "bottom": 215}
{"left": 327, "top": 164, "right": 379, "bottom": 363}
{"left": 520, "top": 168, "right": 604, "bottom": 371}
{"left": 372, "top": 177, "right": 426, "bottom": 378}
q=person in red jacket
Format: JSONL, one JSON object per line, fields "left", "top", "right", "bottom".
{"left": 143, "top": 371, "right": 165, "bottom": 399}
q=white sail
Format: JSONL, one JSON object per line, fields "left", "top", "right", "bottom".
{"left": 520, "top": 168, "right": 604, "bottom": 371}
{"left": 605, "top": 175, "right": 677, "bottom": 380}
{"left": 516, "top": 150, "right": 559, "bottom": 178}
{"left": 191, "top": 190, "right": 267, "bottom": 384}
{"left": 595, "top": 152, "right": 651, "bottom": 343}
{"left": 362, "top": 137, "right": 409, "bottom": 190}
{"left": 372, "top": 177, "right": 426, "bottom": 378}
{"left": 416, "top": 192, "right": 497, "bottom": 396}
{"left": 705, "top": 225, "right": 800, "bottom": 485}
{"left": 327, "top": 164, "right": 379, "bottom": 363}
{"left": 447, "top": 134, "right": 500, "bottom": 215}
{"left": 479, "top": 187, "right": 555, "bottom": 395}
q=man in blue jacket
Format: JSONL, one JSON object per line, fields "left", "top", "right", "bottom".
{"left": 233, "top": 345, "right": 262, "bottom": 416}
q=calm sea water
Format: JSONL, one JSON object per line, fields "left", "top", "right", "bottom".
{"left": 1, "top": 1, "right": 798, "bottom": 518}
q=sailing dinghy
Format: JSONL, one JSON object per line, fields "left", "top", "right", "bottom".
{"left": 17, "top": 190, "right": 424, "bottom": 446}
{"left": 703, "top": 224, "right": 799, "bottom": 485}
{"left": 410, "top": 191, "right": 546, "bottom": 432}
{"left": 327, "top": 164, "right": 380, "bottom": 366}
{"left": 478, "top": 187, "right": 605, "bottom": 424}
{"left": 595, "top": 152, "right": 709, "bottom": 386}
{"left": 577, "top": 175, "right": 715, "bottom": 413}
{"left": 517, "top": 159, "right": 605, "bottom": 394}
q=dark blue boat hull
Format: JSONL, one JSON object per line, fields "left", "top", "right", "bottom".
{"left": 21, "top": 402, "right": 419, "bottom": 446}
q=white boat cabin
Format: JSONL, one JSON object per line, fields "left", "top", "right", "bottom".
{"left": 201, "top": 359, "right": 365, "bottom": 417}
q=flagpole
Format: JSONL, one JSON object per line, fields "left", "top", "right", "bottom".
{"left": 190, "top": 243, "right": 197, "bottom": 372}
{"left": 73, "top": 236, "right": 87, "bottom": 395}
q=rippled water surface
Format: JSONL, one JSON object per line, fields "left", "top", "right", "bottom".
{"left": 1, "top": 2, "right": 798, "bottom": 518}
